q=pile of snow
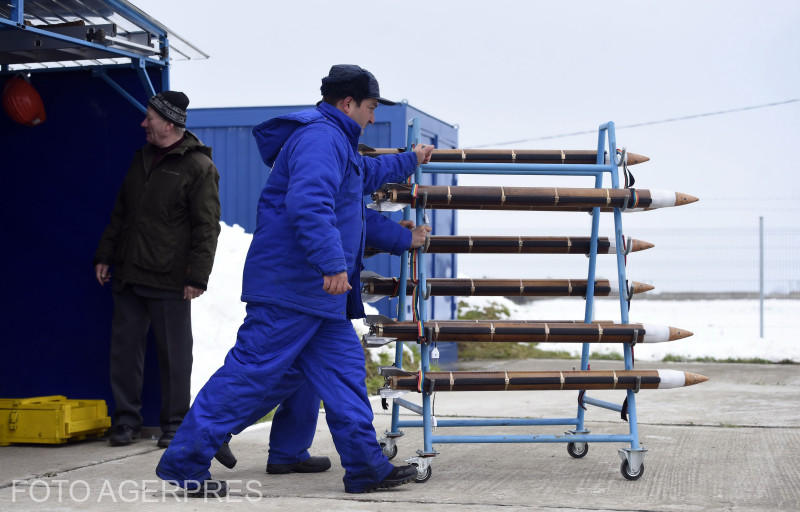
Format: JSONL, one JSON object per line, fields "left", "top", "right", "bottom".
{"left": 189, "top": 223, "right": 249, "bottom": 397}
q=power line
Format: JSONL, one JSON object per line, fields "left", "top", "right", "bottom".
{"left": 473, "top": 98, "right": 800, "bottom": 147}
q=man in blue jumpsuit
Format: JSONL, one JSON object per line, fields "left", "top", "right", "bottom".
{"left": 156, "top": 64, "right": 434, "bottom": 495}
{"left": 213, "top": 210, "right": 431, "bottom": 474}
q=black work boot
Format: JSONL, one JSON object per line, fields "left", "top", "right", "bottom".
{"left": 267, "top": 455, "right": 332, "bottom": 474}
{"left": 109, "top": 424, "right": 140, "bottom": 446}
{"left": 157, "top": 431, "right": 175, "bottom": 448}
{"left": 345, "top": 464, "right": 417, "bottom": 493}
{"left": 214, "top": 442, "right": 237, "bottom": 469}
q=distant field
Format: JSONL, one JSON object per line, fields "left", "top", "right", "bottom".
{"left": 505, "top": 291, "right": 800, "bottom": 302}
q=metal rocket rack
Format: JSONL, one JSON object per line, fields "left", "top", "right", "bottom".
{"left": 366, "top": 119, "right": 702, "bottom": 482}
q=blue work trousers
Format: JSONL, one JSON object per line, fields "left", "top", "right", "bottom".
{"left": 267, "top": 380, "right": 321, "bottom": 465}
{"left": 224, "top": 367, "right": 320, "bottom": 466}
{"left": 156, "top": 303, "right": 392, "bottom": 492}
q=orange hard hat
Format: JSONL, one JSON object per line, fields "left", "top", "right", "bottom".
{"left": 2, "top": 75, "right": 47, "bottom": 127}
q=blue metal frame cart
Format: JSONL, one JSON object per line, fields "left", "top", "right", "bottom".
{"left": 374, "top": 119, "right": 679, "bottom": 482}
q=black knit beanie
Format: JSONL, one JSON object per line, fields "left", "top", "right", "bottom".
{"left": 148, "top": 91, "right": 189, "bottom": 127}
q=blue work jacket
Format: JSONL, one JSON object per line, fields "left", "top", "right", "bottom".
{"left": 247, "top": 102, "right": 418, "bottom": 319}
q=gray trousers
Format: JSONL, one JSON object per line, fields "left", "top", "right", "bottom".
{"left": 109, "top": 284, "right": 193, "bottom": 433}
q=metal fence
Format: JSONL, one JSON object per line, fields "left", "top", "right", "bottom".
{"left": 456, "top": 212, "right": 800, "bottom": 296}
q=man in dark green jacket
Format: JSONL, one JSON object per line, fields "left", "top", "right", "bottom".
{"left": 93, "top": 91, "right": 221, "bottom": 448}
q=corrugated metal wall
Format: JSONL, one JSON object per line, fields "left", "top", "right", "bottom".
{"left": 187, "top": 104, "right": 460, "bottom": 353}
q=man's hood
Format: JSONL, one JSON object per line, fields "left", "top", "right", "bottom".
{"left": 251, "top": 103, "right": 362, "bottom": 167}
{"left": 251, "top": 108, "right": 324, "bottom": 167}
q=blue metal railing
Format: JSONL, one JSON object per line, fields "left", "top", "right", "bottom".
{"left": 1, "top": 0, "right": 171, "bottom": 111}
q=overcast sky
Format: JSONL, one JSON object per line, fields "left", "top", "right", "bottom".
{"left": 133, "top": 0, "right": 799, "bottom": 199}
{"left": 132, "top": 0, "right": 799, "bottom": 290}
{"left": 132, "top": 2, "right": 796, "bottom": 134}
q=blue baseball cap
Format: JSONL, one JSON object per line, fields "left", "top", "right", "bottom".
{"left": 320, "top": 64, "right": 395, "bottom": 105}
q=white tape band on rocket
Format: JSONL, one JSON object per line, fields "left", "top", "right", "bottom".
{"left": 647, "top": 189, "right": 677, "bottom": 209}
{"left": 642, "top": 324, "right": 669, "bottom": 343}
{"left": 657, "top": 369, "right": 686, "bottom": 389}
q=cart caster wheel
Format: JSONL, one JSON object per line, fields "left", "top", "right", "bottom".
{"left": 620, "top": 459, "right": 644, "bottom": 480}
{"left": 380, "top": 441, "right": 398, "bottom": 460}
{"left": 412, "top": 463, "right": 432, "bottom": 483}
{"left": 567, "top": 442, "right": 588, "bottom": 458}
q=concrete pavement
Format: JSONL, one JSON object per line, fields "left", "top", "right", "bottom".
{"left": 1, "top": 359, "right": 798, "bottom": 511}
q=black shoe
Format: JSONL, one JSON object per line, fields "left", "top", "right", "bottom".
{"left": 109, "top": 424, "right": 140, "bottom": 446}
{"left": 214, "top": 442, "right": 237, "bottom": 469}
{"left": 346, "top": 464, "right": 417, "bottom": 494}
{"left": 267, "top": 455, "right": 332, "bottom": 474}
{"left": 185, "top": 479, "right": 227, "bottom": 499}
{"left": 157, "top": 431, "right": 175, "bottom": 448}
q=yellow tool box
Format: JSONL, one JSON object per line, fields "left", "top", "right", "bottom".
{"left": 0, "top": 396, "right": 111, "bottom": 446}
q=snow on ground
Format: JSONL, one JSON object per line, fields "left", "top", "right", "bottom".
{"left": 189, "top": 223, "right": 798, "bottom": 397}
{"left": 458, "top": 295, "right": 799, "bottom": 363}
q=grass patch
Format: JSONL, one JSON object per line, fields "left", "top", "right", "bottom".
{"left": 661, "top": 354, "right": 797, "bottom": 364}
{"left": 457, "top": 342, "right": 572, "bottom": 361}
{"left": 456, "top": 300, "right": 574, "bottom": 361}
{"left": 364, "top": 345, "right": 417, "bottom": 395}
{"left": 458, "top": 300, "right": 512, "bottom": 320}
{"left": 364, "top": 348, "right": 389, "bottom": 396}
{"left": 589, "top": 351, "right": 624, "bottom": 361}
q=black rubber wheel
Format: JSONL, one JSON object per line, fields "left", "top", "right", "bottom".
{"left": 620, "top": 459, "right": 644, "bottom": 480}
{"left": 412, "top": 463, "right": 432, "bottom": 483}
{"left": 567, "top": 442, "right": 589, "bottom": 458}
{"left": 379, "top": 441, "right": 398, "bottom": 460}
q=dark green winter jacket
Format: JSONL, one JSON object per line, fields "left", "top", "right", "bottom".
{"left": 94, "top": 131, "right": 221, "bottom": 292}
